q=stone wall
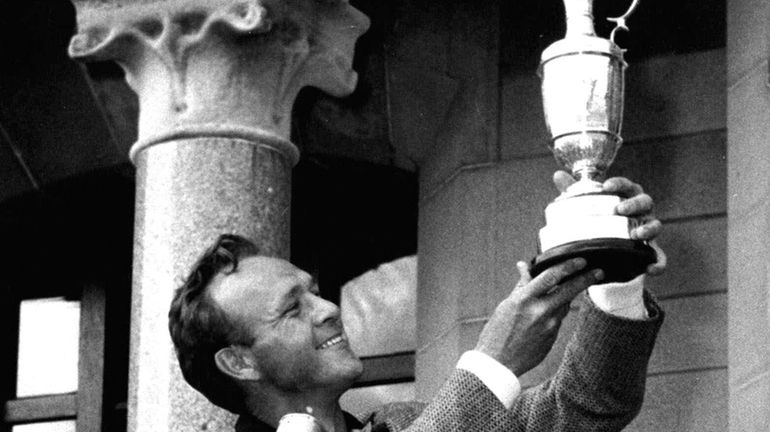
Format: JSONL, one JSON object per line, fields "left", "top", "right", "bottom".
{"left": 726, "top": 0, "right": 770, "bottom": 430}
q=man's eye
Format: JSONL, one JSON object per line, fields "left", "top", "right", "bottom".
{"left": 286, "top": 302, "right": 300, "bottom": 314}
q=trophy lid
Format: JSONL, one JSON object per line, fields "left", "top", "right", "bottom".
{"left": 541, "top": 0, "right": 627, "bottom": 65}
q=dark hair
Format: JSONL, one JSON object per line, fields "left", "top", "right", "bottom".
{"left": 168, "top": 233, "right": 260, "bottom": 414}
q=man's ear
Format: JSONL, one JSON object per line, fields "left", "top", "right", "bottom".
{"left": 214, "top": 346, "right": 261, "bottom": 381}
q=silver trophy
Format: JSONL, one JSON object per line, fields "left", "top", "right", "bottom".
{"left": 530, "top": 0, "right": 655, "bottom": 281}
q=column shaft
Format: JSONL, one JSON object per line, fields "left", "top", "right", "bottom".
{"left": 130, "top": 138, "right": 291, "bottom": 430}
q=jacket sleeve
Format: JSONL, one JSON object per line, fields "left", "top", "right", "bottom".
{"left": 364, "top": 292, "right": 663, "bottom": 432}
{"left": 509, "top": 291, "right": 664, "bottom": 431}
{"left": 365, "top": 370, "right": 519, "bottom": 432}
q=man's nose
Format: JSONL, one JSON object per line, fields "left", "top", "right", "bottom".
{"left": 312, "top": 296, "right": 341, "bottom": 326}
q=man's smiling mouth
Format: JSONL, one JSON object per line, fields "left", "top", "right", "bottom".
{"left": 317, "top": 335, "right": 345, "bottom": 350}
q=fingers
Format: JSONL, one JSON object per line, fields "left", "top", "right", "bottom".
{"left": 631, "top": 218, "right": 662, "bottom": 241}
{"left": 646, "top": 241, "right": 667, "bottom": 276}
{"left": 549, "top": 268, "right": 605, "bottom": 306}
{"left": 553, "top": 170, "right": 576, "bottom": 193}
{"left": 609, "top": 181, "right": 662, "bottom": 243}
{"left": 525, "top": 258, "right": 587, "bottom": 297}
{"left": 603, "top": 177, "right": 643, "bottom": 198}
{"left": 616, "top": 193, "right": 653, "bottom": 217}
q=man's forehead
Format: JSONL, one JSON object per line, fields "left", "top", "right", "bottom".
{"left": 208, "top": 256, "right": 302, "bottom": 308}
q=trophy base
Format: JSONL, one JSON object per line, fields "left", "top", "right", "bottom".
{"left": 530, "top": 238, "right": 656, "bottom": 284}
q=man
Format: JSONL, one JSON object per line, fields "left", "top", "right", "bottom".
{"left": 168, "top": 173, "right": 665, "bottom": 432}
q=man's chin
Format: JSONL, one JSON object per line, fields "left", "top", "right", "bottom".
{"left": 338, "top": 358, "right": 365, "bottom": 386}
{"left": 341, "top": 356, "right": 364, "bottom": 380}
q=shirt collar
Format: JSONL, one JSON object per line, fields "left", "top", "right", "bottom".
{"left": 235, "top": 411, "right": 364, "bottom": 432}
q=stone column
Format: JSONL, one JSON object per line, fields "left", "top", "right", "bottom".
{"left": 726, "top": 0, "right": 770, "bottom": 429}
{"left": 68, "top": 1, "right": 368, "bottom": 431}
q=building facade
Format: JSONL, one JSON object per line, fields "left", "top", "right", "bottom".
{"left": 0, "top": 0, "right": 766, "bottom": 431}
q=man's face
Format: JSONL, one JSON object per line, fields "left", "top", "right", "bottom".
{"left": 209, "top": 256, "right": 363, "bottom": 393}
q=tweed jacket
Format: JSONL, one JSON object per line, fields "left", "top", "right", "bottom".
{"left": 236, "top": 293, "right": 664, "bottom": 432}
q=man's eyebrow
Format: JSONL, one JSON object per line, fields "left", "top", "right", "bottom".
{"left": 276, "top": 275, "right": 316, "bottom": 309}
{"left": 287, "top": 284, "right": 304, "bottom": 300}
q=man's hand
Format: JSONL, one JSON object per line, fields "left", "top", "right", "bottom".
{"left": 553, "top": 171, "right": 667, "bottom": 275}
{"left": 475, "top": 258, "right": 604, "bottom": 376}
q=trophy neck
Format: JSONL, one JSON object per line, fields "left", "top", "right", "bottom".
{"left": 564, "top": 0, "right": 597, "bottom": 39}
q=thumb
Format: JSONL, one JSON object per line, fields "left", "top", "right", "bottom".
{"left": 553, "top": 170, "right": 576, "bottom": 194}
{"left": 646, "top": 240, "right": 667, "bottom": 276}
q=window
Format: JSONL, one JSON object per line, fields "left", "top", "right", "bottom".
{"left": 3, "top": 287, "right": 106, "bottom": 432}
{"left": 16, "top": 298, "right": 81, "bottom": 398}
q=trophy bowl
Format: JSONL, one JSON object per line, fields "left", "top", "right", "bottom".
{"left": 540, "top": 35, "right": 626, "bottom": 192}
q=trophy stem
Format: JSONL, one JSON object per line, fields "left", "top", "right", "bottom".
{"left": 566, "top": 161, "right": 604, "bottom": 196}
{"left": 574, "top": 165, "right": 602, "bottom": 183}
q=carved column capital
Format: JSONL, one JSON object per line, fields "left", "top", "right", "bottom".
{"left": 69, "top": 0, "right": 369, "bottom": 162}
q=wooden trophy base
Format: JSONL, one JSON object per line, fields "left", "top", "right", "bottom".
{"left": 530, "top": 238, "right": 656, "bottom": 283}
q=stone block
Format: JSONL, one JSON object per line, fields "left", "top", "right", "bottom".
{"left": 624, "top": 50, "right": 726, "bottom": 142}
{"left": 387, "top": 59, "right": 460, "bottom": 167}
{"left": 388, "top": 1, "right": 451, "bottom": 74}
{"left": 418, "top": 185, "right": 462, "bottom": 345}
{"left": 418, "top": 80, "right": 499, "bottom": 198}
{"left": 649, "top": 294, "right": 727, "bottom": 375}
{"left": 499, "top": 74, "right": 550, "bottom": 160}
{"left": 447, "top": 0, "right": 499, "bottom": 81}
{"left": 626, "top": 369, "right": 728, "bottom": 432}
{"left": 612, "top": 131, "right": 727, "bottom": 220}
{"left": 728, "top": 203, "right": 770, "bottom": 388}
{"left": 727, "top": 65, "right": 770, "bottom": 218}
{"left": 730, "top": 371, "right": 770, "bottom": 432}
{"left": 727, "top": 0, "right": 769, "bottom": 85}
{"left": 490, "top": 157, "right": 558, "bottom": 305}
{"left": 418, "top": 167, "right": 498, "bottom": 343}
{"left": 415, "top": 321, "right": 461, "bottom": 400}
{"left": 646, "top": 216, "right": 727, "bottom": 299}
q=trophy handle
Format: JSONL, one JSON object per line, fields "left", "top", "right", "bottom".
{"left": 607, "top": 0, "right": 640, "bottom": 43}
